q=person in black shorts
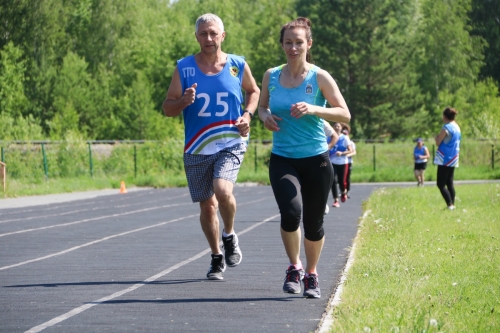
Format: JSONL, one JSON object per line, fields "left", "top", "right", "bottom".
{"left": 413, "top": 138, "right": 430, "bottom": 187}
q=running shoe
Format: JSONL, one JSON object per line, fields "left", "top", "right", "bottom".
{"left": 332, "top": 201, "right": 340, "bottom": 208}
{"left": 347, "top": 192, "right": 350, "bottom": 199}
{"left": 283, "top": 265, "right": 305, "bottom": 294}
{"left": 448, "top": 205, "right": 456, "bottom": 210}
{"left": 341, "top": 192, "right": 347, "bottom": 202}
{"left": 222, "top": 233, "right": 242, "bottom": 267}
{"left": 324, "top": 204, "right": 330, "bottom": 215}
{"left": 302, "top": 273, "right": 321, "bottom": 298}
{"left": 206, "top": 254, "right": 226, "bottom": 280}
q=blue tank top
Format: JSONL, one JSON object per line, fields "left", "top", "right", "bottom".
{"left": 329, "top": 134, "right": 349, "bottom": 165}
{"left": 414, "top": 145, "right": 427, "bottom": 163}
{"left": 434, "top": 123, "right": 461, "bottom": 167}
{"left": 177, "top": 54, "right": 246, "bottom": 154}
{"left": 269, "top": 65, "right": 328, "bottom": 158}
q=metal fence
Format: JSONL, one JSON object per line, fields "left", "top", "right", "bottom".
{"left": 0, "top": 139, "right": 498, "bottom": 183}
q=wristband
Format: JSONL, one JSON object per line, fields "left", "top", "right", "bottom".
{"left": 243, "top": 110, "right": 254, "bottom": 119}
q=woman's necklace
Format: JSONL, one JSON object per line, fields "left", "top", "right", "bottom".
{"left": 287, "top": 65, "right": 308, "bottom": 88}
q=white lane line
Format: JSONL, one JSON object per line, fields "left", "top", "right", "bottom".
{"left": 24, "top": 214, "right": 280, "bottom": 333}
{"left": 316, "top": 210, "right": 371, "bottom": 333}
{"left": 0, "top": 197, "right": 272, "bottom": 270}
{"left": 0, "top": 214, "right": 198, "bottom": 271}
{"left": 0, "top": 193, "right": 189, "bottom": 223}
{"left": 0, "top": 203, "right": 188, "bottom": 238}
{"left": 0, "top": 208, "right": 99, "bottom": 224}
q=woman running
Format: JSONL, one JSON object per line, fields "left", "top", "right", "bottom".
{"left": 330, "top": 122, "right": 351, "bottom": 207}
{"left": 413, "top": 138, "right": 430, "bottom": 187}
{"left": 258, "top": 17, "right": 350, "bottom": 298}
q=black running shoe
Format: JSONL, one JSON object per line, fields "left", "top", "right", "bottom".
{"left": 222, "top": 233, "right": 242, "bottom": 267}
{"left": 206, "top": 254, "right": 226, "bottom": 280}
{"left": 283, "top": 265, "right": 305, "bottom": 294}
{"left": 303, "top": 273, "right": 321, "bottom": 298}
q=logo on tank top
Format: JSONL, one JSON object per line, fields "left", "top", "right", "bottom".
{"left": 305, "top": 84, "right": 313, "bottom": 94}
{"left": 182, "top": 67, "right": 195, "bottom": 78}
{"left": 230, "top": 66, "right": 239, "bottom": 77}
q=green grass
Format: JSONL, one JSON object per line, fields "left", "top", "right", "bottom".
{"left": 328, "top": 183, "right": 500, "bottom": 332}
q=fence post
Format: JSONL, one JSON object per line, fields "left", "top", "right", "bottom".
{"left": 254, "top": 145, "right": 257, "bottom": 172}
{"left": 41, "top": 143, "right": 49, "bottom": 179}
{"left": 1, "top": 146, "right": 4, "bottom": 162}
{"left": 493, "top": 144, "right": 495, "bottom": 169}
{"left": 88, "top": 142, "right": 93, "bottom": 177}
{"left": 0, "top": 161, "right": 5, "bottom": 192}
{"left": 134, "top": 145, "right": 137, "bottom": 178}
{"left": 432, "top": 145, "right": 435, "bottom": 165}
{"left": 373, "top": 145, "right": 376, "bottom": 171}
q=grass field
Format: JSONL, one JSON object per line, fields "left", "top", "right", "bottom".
{"left": 328, "top": 183, "right": 500, "bottom": 332}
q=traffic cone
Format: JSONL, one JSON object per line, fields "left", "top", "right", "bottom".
{"left": 119, "top": 181, "right": 128, "bottom": 194}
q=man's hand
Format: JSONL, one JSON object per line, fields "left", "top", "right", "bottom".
{"left": 182, "top": 83, "right": 197, "bottom": 106}
{"left": 235, "top": 115, "right": 250, "bottom": 137}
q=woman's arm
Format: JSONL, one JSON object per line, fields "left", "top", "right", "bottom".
{"left": 346, "top": 142, "right": 357, "bottom": 157}
{"left": 435, "top": 128, "right": 448, "bottom": 146}
{"left": 423, "top": 147, "right": 431, "bottom": 159}
{"left": 288, "top": 69, "right": 350, "bottom": 123}
{"left": 258, "top": 69, "right": 281, "bottom": 132}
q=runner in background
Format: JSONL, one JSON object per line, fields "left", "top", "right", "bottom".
{"left": 413, "top": 138, "right": 430, "bottom": 187}
{"left": 342, "top": 125, "right": 356, "bottom": 198}
{"left": 324, "top": 121, "right": 338, "bottom": 214}
{"left": 330, "top": 122, "right": 352, "bottom": 207}
{"left": 434, "top": 107, "right": 461, "bottom": 210}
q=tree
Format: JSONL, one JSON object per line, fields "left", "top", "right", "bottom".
{"left": 296, "top": 0, "right": 425, "bottom": 138}
{"left": 469, "top": 0, "right": 500, "bottom": 86}
{"left": 0, "top": 41, "right": 28, "bottom": 117}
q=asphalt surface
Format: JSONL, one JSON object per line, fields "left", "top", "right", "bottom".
{"left": 0, "top": 184, "right": 390, "bottom": 332}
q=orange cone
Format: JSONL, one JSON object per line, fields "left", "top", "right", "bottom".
{"left": 119, "top": 181, "right": 127, "bottom": 194}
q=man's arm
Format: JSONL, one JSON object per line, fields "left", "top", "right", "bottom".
{"left": 162, "top": 66, "right": 197, "bottom": 117}
{"left": 241, "top": 62, "right": 260, "bottom": 117}
{"left": 234, "top": 62, "right": 260, "bottom": 136}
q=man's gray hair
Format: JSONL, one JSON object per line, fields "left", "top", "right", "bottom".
{"left": 195, "top": 13, "right": 224, "bottom": 33}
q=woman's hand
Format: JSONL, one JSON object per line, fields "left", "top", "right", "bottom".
{"left": 290, "top": 102, "right": 313, "bottom": 118}
{"left": 263, "top": 113, "right": 281, "bottom": 132}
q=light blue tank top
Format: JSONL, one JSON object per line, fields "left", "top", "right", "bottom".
{"left": 434, "top": 123, "right": 461, "bottom": 167}
{"left": 269, "top": 65, "right": 328, "bottom": 158}
{"left": 177, "top": 54, "right": 246, "bottom": 154}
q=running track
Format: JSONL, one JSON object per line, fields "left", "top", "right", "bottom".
{"left": 0, "top": 184, "right": 385, "bottom": 333}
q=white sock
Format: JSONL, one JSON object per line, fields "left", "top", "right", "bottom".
{"left": 222, "top": 230, "right": 234, "bottom": 238}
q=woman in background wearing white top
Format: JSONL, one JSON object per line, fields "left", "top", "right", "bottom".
{"left": 329, "top": 122, "right": 351, "bottom": 207}
{"left": 324, "top": 121, "right": 338, "bottom": 214}
{"left": 413, "top": 138, "right": 430, "bottom": 187}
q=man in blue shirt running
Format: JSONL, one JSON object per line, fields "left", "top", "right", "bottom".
{"left": 163, "top": 13, "right": 260, "bottom": 280}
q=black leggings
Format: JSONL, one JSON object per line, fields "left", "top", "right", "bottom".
{"left": 269, "top": 152, "right": 333, "bottom": 241}
{"left": 331, "top": 163, "right": 349, "bottom": 199}
{"left": 436, "top": 165, "right": 456, "bottom": 206}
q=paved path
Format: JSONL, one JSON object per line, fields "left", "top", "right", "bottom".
{"left": 0, "top": 184, "right": 412, "bottom": 332}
